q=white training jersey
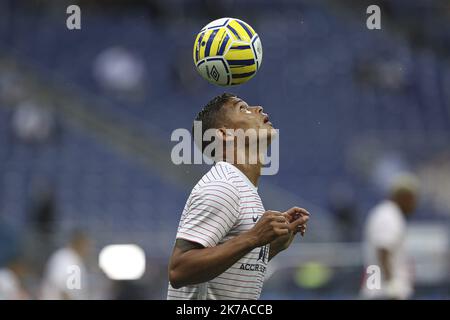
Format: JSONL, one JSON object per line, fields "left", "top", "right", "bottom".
{"left": 167, "top": 161, "right": 269, "bottom": 300}
{"left": 40, "top": 247, "right": 88, "bottom": 300}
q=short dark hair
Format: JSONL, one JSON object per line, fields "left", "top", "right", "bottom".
{"left": 70, "top": 229, "right": 88, "bottom": 245}
{"left": 193, "top": 93, "right": 236, "bottom": 154}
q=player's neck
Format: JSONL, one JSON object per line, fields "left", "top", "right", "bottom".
{"left": 218, "top": 147, "right": 263, "bottom": 187}
{"left": 234, "top": 163, "right": 261, "bottom": 187}
{"left": 218, "top": 156, "right": 262, "bottom": 187}
{"left": 233, "top": 147, "right": 263, "bottom": 187}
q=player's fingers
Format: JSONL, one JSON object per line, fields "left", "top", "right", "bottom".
{"left": 274, "top": 227, "right": 289, "bottom": 236}
{"left": 285, "top": 207, "right": 310, "bottom": 217}
{"left": 272, "top": 215, "right": 288, "bottom": 223}
{"left": 263, "top": 211, "right": 281, "bottom": 219}
{"left": 293, "top": 224, "right": 306, "bottom": 235}
{"left": 288, "top": 216, "right": 309, "bottom": 231}
{"left": 284, "top": 208, "right": 310, "bottom": 223}
{"left": 272, "top": 222, "right": 289, "bottom": 229}
{"left": 300, "top": 225, "right": 306, "bottom": 235}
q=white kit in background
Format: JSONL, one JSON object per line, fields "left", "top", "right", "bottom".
{"left": 40, "top": 247, "right": 88, "bottom": 300}
{"left": 362, "top": 200, "right": 413, "bottom": 299}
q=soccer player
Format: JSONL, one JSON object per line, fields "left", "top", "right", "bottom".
{"left": 167, "top": 93, "right": 310, "bottom": 300}
{"left": 0, "top": 255, "right": 29, "bottom": 300}
{"left": 40, "top": 230, "right": 90, "bottom": 299}
{"left": 361, "top": 174, "right": 419, "bottom": 300}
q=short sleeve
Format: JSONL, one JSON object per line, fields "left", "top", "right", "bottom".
{"left": 176, "top": 181, "right": 240, "bottom": 247}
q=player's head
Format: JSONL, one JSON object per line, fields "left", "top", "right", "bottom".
{"left": 389, "top": 174, "right": 419, "bottom": 216}
{"left": 193, "top": 93, "right": 275, "bottom": 160}
{"left": 69, "top": 229, "right": 90, "bottom": 259}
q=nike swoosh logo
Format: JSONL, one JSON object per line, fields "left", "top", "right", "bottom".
{"left": 252, "top": 215, "right": 258, "bottom": 222}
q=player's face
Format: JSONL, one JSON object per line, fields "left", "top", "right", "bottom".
{"left": 74, "top": 237, "right": 90, "bottom": 259}
{"left": 403, "top": 192, "right": 418, "bottom": 215}
{"left": 223, "top": 97, "right": 275, "bottom": 133}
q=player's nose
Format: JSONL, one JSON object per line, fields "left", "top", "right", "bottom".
{"left": 252, "top": 106, "right": 263, "bottom": 114}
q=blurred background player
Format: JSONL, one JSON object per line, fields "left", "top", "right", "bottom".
{"left": 40, "top": 230, "right": 90, "bottom": 300}
{"left": 0, "top": 255, "right": 30, "bottom": 300}
{"left": 361, "top": 174, "right": 419, "bottom": 300}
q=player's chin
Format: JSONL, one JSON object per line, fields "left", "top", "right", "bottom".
{"left": 261, "top": 121, "right": 275, "bottom": 130}
{"left": 261, "top": 127, "right": 277, "bottom": 143}
{"left": 267, "top": 125, "right": 277, "bottom": 137}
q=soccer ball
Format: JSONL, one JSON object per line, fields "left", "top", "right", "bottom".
{"left": 193, "top": 18, "right": 263, "bottom": 86}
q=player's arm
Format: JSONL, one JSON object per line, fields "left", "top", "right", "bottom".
{"left": 373, "top": 216, "right": 403, "bottom": 284}
{"left": 168, "top": 211, "right": 289, "bottom": 289}
{"left": 377, "top": 248, "right": 392, "bottom": 281}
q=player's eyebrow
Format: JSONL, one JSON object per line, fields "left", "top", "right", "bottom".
{"left": 232, "top": 99, "right": 243, "bottom": 106}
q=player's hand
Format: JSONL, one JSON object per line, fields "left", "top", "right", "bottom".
{"left": 271, "top": 207, "right": 310, "bottom": 252}
{"left": 247, "top": 211, "right": 289, "bottom": 248}
{"left": 283, "top": 207, "right": 310, "bottom": 237}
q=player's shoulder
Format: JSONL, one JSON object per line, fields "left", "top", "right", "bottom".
{"left": 193, "top": 163, "right": 241, "bottom": 198}
{"left": 369, "top": 200, "right": 402, "bottom": 224}
{"left": 48, "top": 247, "right": 81, "bottom": 266}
